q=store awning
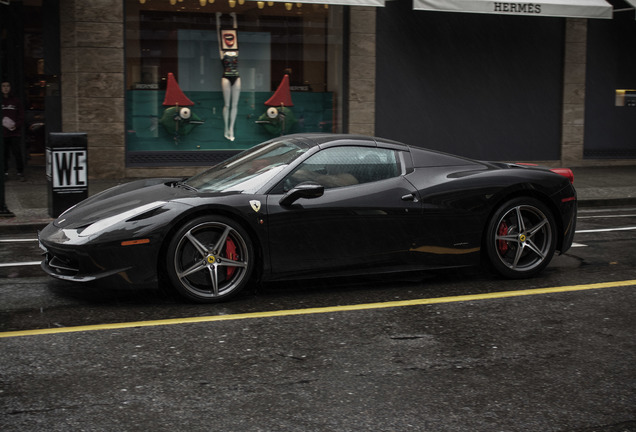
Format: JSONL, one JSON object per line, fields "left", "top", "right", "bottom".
{"left": 621, "top": 0, "right": 636, "bottom": 17}
{"left": 262, "top": 0, "right": 385, "bottom": 6}
{"left": 413, "top": 0, "right": 613, "bottom": 19}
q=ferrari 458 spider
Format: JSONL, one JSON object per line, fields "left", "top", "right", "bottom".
{"left": 39, "top": 134, "right": 577, "bottom": 302}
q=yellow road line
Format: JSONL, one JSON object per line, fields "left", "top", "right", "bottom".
{"left": 1, "top": 279, "right": 635, "bottom": 339}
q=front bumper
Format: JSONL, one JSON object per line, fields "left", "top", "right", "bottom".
{"left": 38, "top": 228, "right": 160, "bottom": 285}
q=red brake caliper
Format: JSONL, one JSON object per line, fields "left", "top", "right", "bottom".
{"left": 497, "top": 221, "right": 509, "bottom": 254}
{"left": 225, "top": 238, "right": 237, "bottom": 278}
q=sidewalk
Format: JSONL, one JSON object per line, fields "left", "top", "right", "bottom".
{"left": 1, "top": 164, "right": 635, "bottom": 235}
{"left": 1, "top": 165, "right": 128, "bottom": 234}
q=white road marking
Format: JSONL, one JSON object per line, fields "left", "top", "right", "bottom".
{"left": 0, "top": 261, "right": 41, "bottom": 268}
{"left": 578, "top": 214, "right": 636, "bottom": 219}
{"left": 576, "top": 226, "right": 636, "bottom": 234}
{"left": 1, "top": 222, "right": 633, "bottom": 269}
{"left": 0, "top": 238, "right": 42, "bottom": 267}
{"left": 578, "top": 207, "right": 636, "bottom": 214}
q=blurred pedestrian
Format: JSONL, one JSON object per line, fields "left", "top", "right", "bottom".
{"left": 2, "top": 80, "right": 25, "bottom": 181}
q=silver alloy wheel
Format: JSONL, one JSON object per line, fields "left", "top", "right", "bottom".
{"left": 172, "top": 219, "right": 251, "bottom": 300}
{"left": 493, "top": 204, "right": 553, "bottom": 273}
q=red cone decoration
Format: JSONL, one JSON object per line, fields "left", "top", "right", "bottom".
{"left": 162, "top": 73, "right": 194, "bottom": 106}
{"left": 265, "top": 74, "right": 294, "bottom": 107}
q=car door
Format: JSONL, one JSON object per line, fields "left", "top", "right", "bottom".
{"left": 265, "top": 145, "right": 422, "bottom": 278}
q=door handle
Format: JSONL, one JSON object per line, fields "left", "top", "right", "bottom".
{"left": 401, "top": 193, "right": 417, "bottom": 202}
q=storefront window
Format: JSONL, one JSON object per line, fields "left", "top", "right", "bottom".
{"left": 1, "top": 0, "right": 57, "bottom": 164}
{"left": 125, "top": 0, "right": 344, "bottom": 167}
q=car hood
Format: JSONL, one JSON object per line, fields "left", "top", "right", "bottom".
{"left": 54, "top": 178, "right": 187, "bottom": 230}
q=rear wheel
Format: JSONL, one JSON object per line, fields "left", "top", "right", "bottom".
{"left": 166, "top": 215, "right": 254, "bottom": 302}
{"left": 485, "top": 197, "right": 556, "bottom": 279}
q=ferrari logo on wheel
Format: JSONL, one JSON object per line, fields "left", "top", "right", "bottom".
{"left": 250, "top": 200, "right": 261, "bottom": 213}
{"left": 207, "top": 255, "right": 216, "bottom": 264}
{"left": 519, "top": 234, "right": 526, "bottom": 242}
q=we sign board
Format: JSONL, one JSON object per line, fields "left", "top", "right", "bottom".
{"left": 47, "top": 149, "right": 88, "bottom": 190}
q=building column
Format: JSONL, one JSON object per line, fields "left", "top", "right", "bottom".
{"left": 348, "top": 7, "right": 376, "bottom": 136}
{"left": 561, "top": 18, "right": 587, "bottom": 167}
{"left": 59, "top": 0, "right": 125, "bottom": 179}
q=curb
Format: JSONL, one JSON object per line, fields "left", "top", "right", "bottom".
{"left": 577, "top": 198, "right": 636, "bottom": 208}
{"left": 0, "top": 221, "right": 51, "bottom": 235}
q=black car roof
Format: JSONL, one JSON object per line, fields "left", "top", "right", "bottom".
{"left": 285, "top": 133, "right": 407, "bottom": 150}
{"left": 282, "top": 133, "right": 481, "bottom": 168}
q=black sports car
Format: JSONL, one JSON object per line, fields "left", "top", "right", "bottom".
{"left": 39, "top": 134, "right": 577, "bottom": 302}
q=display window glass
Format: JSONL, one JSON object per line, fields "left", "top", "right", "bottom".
{"left": 125, "top": 0, "right": 344, "bottom": 166}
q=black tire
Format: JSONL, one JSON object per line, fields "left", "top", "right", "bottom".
{"left": 485, "top": 197, "right": 557, "bottom": 279}
{"left": 166, "top": 215, "right": 254, "bottom": 302}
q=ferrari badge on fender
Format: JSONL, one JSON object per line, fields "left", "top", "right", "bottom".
{"left": 250, "top": 200, "right": 261, "bottom": 213}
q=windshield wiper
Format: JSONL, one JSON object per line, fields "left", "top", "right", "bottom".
{"left": 174, "top": 180, "right": 198, "bottom": 192}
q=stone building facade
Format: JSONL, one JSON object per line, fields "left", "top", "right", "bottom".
{"left": 562, "top": 19, "right": 589, "bottom": 167}
{"left": 56, "top": 0, "right": 382, "bottom": 179}
{"left": 6, "top": 0, "right": 633, "bottom": 180}
{"left": 60, "top": 0, "right": 127, "bottom": 179}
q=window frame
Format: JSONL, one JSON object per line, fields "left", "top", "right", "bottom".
{"left": 271, "top": 145, "right": 405, "bottom": 194}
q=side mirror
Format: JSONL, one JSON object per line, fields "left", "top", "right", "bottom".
{"left": 279, "top": 182, "right": 324, "bottom": 207}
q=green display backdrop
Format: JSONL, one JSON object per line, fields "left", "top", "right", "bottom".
{"left": 126, "top": 89, "right": 334, "bottom": 153}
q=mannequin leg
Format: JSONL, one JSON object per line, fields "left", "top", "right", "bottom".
{"left": 227, "top": 78, "right": 241, "bottom": 141}
{"left": 221, "top": 77, "right": 232, "bottom": 140}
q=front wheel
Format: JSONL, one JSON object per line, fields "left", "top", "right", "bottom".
{"left": 485, "top": 197, "right": 557, "bottom": 279}
{"left": 166, "top": 215, "right": 254, "bottom": 302}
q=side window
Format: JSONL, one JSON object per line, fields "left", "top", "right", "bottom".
{"left": 277, "top": 146, "right": 401, "bottom": 192}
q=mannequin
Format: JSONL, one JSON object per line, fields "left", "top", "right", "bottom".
{"left": 217, "top": 12, "right": 240, "bottom": 142}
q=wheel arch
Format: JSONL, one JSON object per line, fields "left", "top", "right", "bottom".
{"left": 481, "top": 187, "right": 565, "bottom": 253}
{"left": 156, "top": 206, "right": 266, "bottom": 285}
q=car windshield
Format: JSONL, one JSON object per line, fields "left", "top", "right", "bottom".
{"left": 184, "top": 138, "right": 310, "bottom": 193}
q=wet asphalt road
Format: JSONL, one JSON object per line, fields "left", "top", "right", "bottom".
{"left": 1, "top": 207, "right": 635, "bottom": 431}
